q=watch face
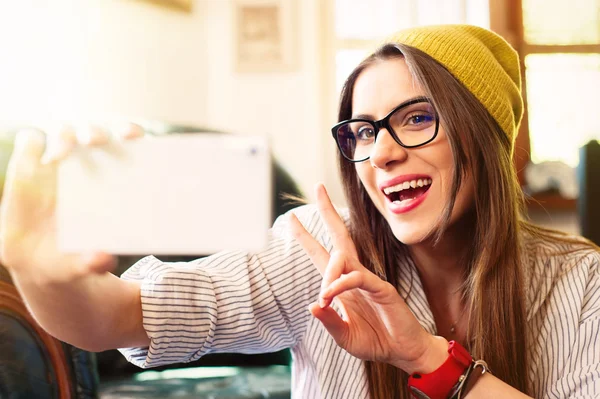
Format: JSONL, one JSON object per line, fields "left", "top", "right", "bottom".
{"left": 408, "top": 387, "right": 431, "bottom": 399}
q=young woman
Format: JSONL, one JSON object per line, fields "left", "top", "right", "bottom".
{"left": 1, "top": 25, "right": 598, "bottom": 399}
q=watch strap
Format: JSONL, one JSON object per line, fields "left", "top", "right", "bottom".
{"left": 407, "top": 340, "right": 473, "bottom": 399}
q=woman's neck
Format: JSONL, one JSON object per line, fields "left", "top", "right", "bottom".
{"left": 408, "top": 215, "right": 476, "bottom": 342}
{"left": 408, "top": 215, "right": 474, "bottom": 298}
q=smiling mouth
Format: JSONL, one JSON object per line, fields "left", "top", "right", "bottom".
{"left": 383, "top": 178, "right": 432, "bottom": 204}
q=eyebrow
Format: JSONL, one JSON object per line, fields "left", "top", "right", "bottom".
{"left": 351, "top": 96, "right": 429, "bottom": 120}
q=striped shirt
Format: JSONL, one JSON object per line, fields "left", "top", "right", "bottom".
{"left": 119, "top": 204, "right": 600, "bottom": 398}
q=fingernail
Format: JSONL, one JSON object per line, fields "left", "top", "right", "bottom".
{"left": 14, "top": 129, "right": 44, "bottom": 150}
{"left": 318, "top": 297, "right": 325, "bottom": 308}
{"left": 314, "top": 183, "right": 323, "bottom": 196}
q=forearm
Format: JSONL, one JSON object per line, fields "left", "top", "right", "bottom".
{"left": 464, "top": 372, "right": 531, "bottom": 398}
{"left": 10, "top": 270, "right": 149, "bottom": 352}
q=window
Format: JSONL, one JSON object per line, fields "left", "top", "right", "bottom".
{"left": 333, "top": 0, "right": 490, "bottom": 94}
{"left": 526, "top": 54, "right": 600, "bottom": 166}
{"left": 520, "top": 0, "right": 600, "bottom": 168}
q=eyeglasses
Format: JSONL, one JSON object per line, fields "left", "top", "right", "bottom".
{"left": 331, "top": 97, "right": 440, "bottom": 162}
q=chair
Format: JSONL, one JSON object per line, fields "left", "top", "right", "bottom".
{"left": 0, "top": 271, "right": 99, "bottom": 398}
{"left": 578, "top": 140, "right": 600, "bottom": 245}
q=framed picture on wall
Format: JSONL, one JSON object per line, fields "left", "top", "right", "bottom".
{"left": 138, "top": 0, "right": 192, "bottom": 12}
{"left": 234, "top": 0, "right": 298, "bottom": 73}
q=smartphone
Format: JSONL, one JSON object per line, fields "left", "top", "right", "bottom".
{"left": 57, "top": 133, "right": 272, "bottom": 255}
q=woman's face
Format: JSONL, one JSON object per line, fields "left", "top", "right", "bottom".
{"left": 352, "top": 57, "right": 475, "bottom": 245}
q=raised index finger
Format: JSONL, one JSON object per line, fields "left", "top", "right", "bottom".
{"left": 289, "top": 212, "right": 330, "bottom": 276}
{"left": 315, "top": 184, "right": 357, "bottom": 257}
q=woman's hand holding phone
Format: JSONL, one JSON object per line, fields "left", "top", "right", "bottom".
{"left": 0, "top": 124, "right": 150, "bottom": 351}
{"left": 0, "top": 124, "right": 143, "bottom": 279}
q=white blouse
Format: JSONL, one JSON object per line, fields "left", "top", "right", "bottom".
{"left": 119, "top": 204, "right": 600, "bottom": 398}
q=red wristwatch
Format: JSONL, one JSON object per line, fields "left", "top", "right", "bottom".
{"left": 407, "top": 340, "right": 472, "bottom": 399}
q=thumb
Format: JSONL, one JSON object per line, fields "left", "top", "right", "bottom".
{"left": 309, "top": 302, "right": 349, "bottom": 348}
{"left": 12, "top": 129, "right": 46, "bottom": 166}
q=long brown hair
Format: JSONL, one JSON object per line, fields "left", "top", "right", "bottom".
{"left": 337, "top": 43, "right": 532, "bottom": 398}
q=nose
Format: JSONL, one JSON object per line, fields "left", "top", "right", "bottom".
{"left": 369, "top": 128, "right": 408, "bottom": 169}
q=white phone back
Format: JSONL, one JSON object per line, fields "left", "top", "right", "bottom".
{"left": 57, "top": 133, "right": 272, "bottom": 255}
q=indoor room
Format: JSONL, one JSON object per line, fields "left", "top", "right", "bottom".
{"left": 0, "top": 0, "right": 598, "bottom": 398}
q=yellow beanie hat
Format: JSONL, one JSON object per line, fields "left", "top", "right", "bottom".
{"left": 384, "top": 24, "right": 523, "bottom": 146}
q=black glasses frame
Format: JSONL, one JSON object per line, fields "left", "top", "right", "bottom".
{"left": 331, "top": 97, "right": 440, "bottom": 163}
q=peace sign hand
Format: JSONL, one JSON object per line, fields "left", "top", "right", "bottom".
{"left": 290, "top": 184, "right": 448, "bottom": 375}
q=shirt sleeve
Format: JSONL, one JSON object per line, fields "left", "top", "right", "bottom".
{"left": 547, "top": 251, "right": 600, "bottom": 399}
{"left": 117, "top": 204, "right": 328, "bottom": 368}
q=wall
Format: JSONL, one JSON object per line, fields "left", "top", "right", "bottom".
{"left": 200, "top": 0, "right": 331, "bottom": 202}
{"left": 0, "top": 0, "right": 209, "bottom": 125}
{"left": 0, "top": 0, "right": 339, "bottom": 203}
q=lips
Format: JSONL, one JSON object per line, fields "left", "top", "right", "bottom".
{"left": 379, "top": 174, "right": 432, "bottom": 214}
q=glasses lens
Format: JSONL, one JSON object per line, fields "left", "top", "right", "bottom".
{"left": 388, "top": 101, "right": 437, "bottom": 146}
{"left": 335, "top": 121, "right": 376, "bottom": 161}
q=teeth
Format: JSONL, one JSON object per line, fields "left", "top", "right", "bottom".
{"left": 383, "top": 178, "right": 432, "bottom": 195}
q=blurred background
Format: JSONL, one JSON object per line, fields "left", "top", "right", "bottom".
{"left": 0, "top": 0, "right": 599, "bottom": 227}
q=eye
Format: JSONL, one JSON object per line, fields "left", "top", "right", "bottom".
{"left": 355, "top": 125, "right": 376, "bottom": 140}
{"left": 407, "top": 113, "right": 434, "bottom": 125}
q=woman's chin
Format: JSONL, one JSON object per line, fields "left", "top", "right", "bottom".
{"left": 389, "top": 225, "right": 433, "bottom": 246}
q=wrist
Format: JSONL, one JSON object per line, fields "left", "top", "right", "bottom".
{"left": 407, "top": 339, "right": 474, "bottom": 399}
{"left": 404, "top": 335, "right": 449, "bottom": 375}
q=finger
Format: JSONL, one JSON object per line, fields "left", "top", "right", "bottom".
{"left": 41, "top": 125, "right": 77, "bottom": 164}
{"left": 320, "top": 252, "right": 347, "bottom": 308}
{"left": 75, "top": 125, "right": 110, "bottom": 146}
{"left": 289, "top": 212, "right": 330, "bottom": 276}
{"left": 1, "top": 130, "right": 52, "bottom": 263}
{"left": 3, "top": 131, "right": 43, "bottom": 206}
{"left": 115, "top": 123, "right": 145, "bottom": 140}
{"left": 315, "top": 184, "right": 357, "bottom": 257}
{"left": 309, "top": 302, "right": 349, "bottom": 348}
{"left": 322, "top": 269, "right": 387, "bottom": 300}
